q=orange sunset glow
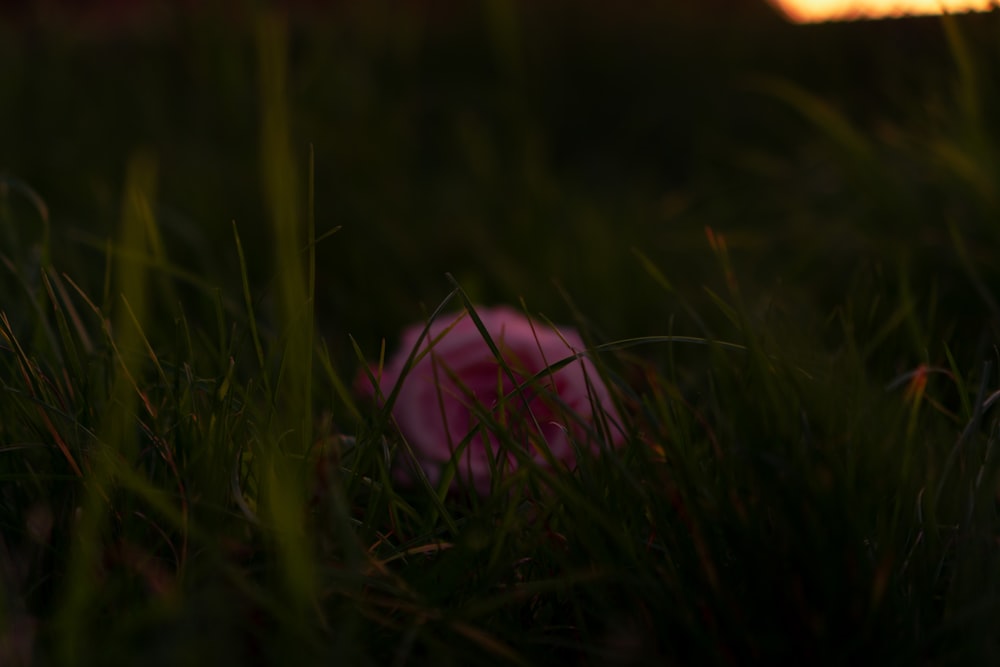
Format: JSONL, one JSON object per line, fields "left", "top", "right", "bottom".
{"left": 770, "top": 0, "right": 997, "bottom": 22}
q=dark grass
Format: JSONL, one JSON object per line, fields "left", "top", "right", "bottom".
{"left": 2, "top": 2, "right": 1000, "bottom": 665}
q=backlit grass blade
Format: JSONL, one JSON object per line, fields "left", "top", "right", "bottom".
{"left": 255, "top": 8, "right": 317, "bottom": 613}
{"left": 52, "top": 152, "right": 159, "bottom": 666}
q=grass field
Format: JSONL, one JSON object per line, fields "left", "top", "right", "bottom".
{"left": 2, "top": 2, "right": 1000, "bottom": 664}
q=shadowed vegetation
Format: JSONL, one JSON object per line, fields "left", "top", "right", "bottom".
{"left": 1, "top": 2, "right": 999, "bottom": 665}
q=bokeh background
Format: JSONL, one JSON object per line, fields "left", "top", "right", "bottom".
{"left": 2, "top": 0, "right": 999, "bottom": 366}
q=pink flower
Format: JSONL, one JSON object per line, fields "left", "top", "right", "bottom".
{"left": 357, "top": 306, "right": 626, "bottom": 494}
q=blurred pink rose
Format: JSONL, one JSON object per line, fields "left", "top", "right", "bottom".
{"left": 357, "top": 306, "right": 625, "bottom": 494}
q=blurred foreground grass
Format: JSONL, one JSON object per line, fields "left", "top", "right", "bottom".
{"left": 1, "top": 2, "right": 1000, "bottom": 665}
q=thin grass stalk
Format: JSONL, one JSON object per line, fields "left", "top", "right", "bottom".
{"left": 256, "top": 9, "right": 318, "bottom": 614}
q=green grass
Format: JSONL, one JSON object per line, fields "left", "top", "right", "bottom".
{"left": 2, "top": 2, "right": 1000, "bottom": 665}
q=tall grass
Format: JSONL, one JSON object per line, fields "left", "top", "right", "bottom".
{"left": 1, "top": 3, "right": 999, "bottom": 665}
